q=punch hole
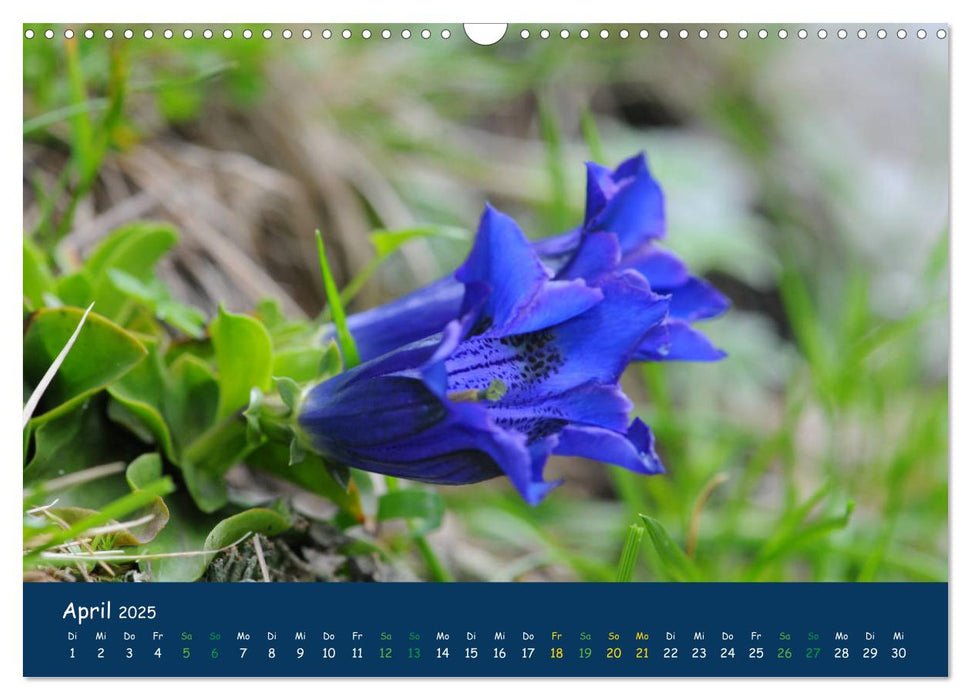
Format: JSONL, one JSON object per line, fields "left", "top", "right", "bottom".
{"left": 639, "top": 29, "right": 648, "bottom": 39}
{"left": 937, "top": 29, "right": 946, "bottom": 39}
{"left": 202, "top": 29, "right": 212, "bottom": 39}
{"left": 322, "top": 29, "right": 332, "bottom": 39}
{"left": 402, "top": 29, "right": 411, "bottom": 39}
{"left": 143, "top": 29, "right": 153, "bottom": 39}
{"left": 163, "top": 29, "right": 173, "bottom": 39}
{"left": 223, "top": 29, "right": 233, "bottom": 39}
{"left": 124, "top": 29, "right": 134, "bottom": 39}
{"left": 679, "top": 29, "right": 688, "bottom": 39}
{"left": 758, "top": 29, "right": 768, "bottom": 39}
{"left": 916, "top": 29, "right": 927, "bottom": 39}
{"left": 877, "top": 29, "right": 887, "bottom": 39}
{"left": 580, "top": 29, "right": 590, "bottom": 39}
{"left": 619, "top": 29, "right": 629, "bottom": 39}
{"left": 897, "top": 29, "right": 906, "bottom": 39}
{"left": 65, "top": 29, "right": 75, "bottom": 39}
{"left": 263, "top": 29, "right": 272, "bottom": 39}
{"left": 540, "top": 29, "right": 550, "bottom": 39}
{"left": 857, "top": 29, "right": 867, "bottom": 39}
{"left": 521, "top": 29, "right": 529, "bottom": 39}
{"left": 718, "top": 29, "right": 728, "bottom": 39}
{"left": 363, "top": 29, "right": 373, "bottom": 39}
{"left": 303, "top": 29, "right": 312, "bottom": 39}
{"left": 699, "top": 29, "right": 709, "bottom": 39}
{"left": 818, "top": 29, "right": 828, "bottom": 39}
{"left": 442, "top": 29, "right": 451, "bottom": 39}
{"left": 85, "top": 29, "right": 94, "bottom": 39}
{"left": 778, "top": 29, "right": 787, "bottom": 39}
{"left": 283, "top": 28, "right": 293, "bottom": 39}
{"left": 837, "top": 29, "right": 847, "bottom": 39}
{"left": 44, "top": 29, "right": 54, "bottom": 39}
{"left": 600, "top": 29, "right": 609, "bottom": 39}
{"left": 561, "top": 29, "right": 570, "bottom": 39}
{"left": 659, "top": 29, "right": 668, "bottom": 39}
{"left": 798, "top": 29, "right": 808, "bottom": 39}
{"left": 105, "top": 29, "right": 114, "bottom": 39}
{"left": 25, "top": 28, "right": 34, "bottom": 39}
{"left": 738, "top": 29, "right": 748, "bottom": 39}
{"left": 383, "top": 29, "right": 391, "bottom": 39}
{"left": 463, "top": 24, "right": 507, "bottom": 46}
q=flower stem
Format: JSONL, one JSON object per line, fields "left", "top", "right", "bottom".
{"left": 385, "top": 477, "right": 453, "bottom": 582}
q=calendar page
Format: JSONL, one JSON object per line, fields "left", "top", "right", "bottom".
{"left": 21, "top": 20, "right": 949, "bottom": 679}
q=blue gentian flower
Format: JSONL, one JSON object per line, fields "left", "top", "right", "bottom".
{"left": 299, "top": 206, "right": 670, "bottom": 504}
{"left": 323, "top": 153, "right": 728, "bottom": 364}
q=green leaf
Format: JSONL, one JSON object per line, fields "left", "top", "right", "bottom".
{"left": 108, "top": 269, "right": 206, "bottom": 338}
{"left": 126, "top": 452, "right": 164, "bottom": 490}
{"left": 319, "top": 342, "right": 342, "bottom": 378}
{"left": 55, "top": 271, "right": 93, "bottom": 308}
{"left": 639, "top": 515, "right": 701, "bottom": 582}
{"left": 244, "top": 443, "right": 363, "bottom": 521}
{"left": 117, "top": 453, "right": 170, "bottom": 544}
{"left": 210, "top": 306, "right": 273, "bottom": 420}
{"left": 23, "top": 307, "right": 147, "bottom": 423}
{"left": 131, "top": 496, "right": 288, "bottom": 582}
{"left": 370, "top": 225, "right": 469, "bottom": 258}
{"left": 288, "top": 436, "right": 306, "bottom": 466}
{"left": 23, "top": 238, "right": 55, "bottom": 308}
{"left": 127, "top": 490, "right": 213, "bottom": 582}
{"left": 24, "top": 397, "right": 122, "bottom": 484}
{"left": 243, "top": 388, "right": 264, "bottom": 444}
{"left": 163, "top": 354, "right": 219, "bottom": 450}
{"left": 156, "top": 300, "right": 207, "bottom": 339}
{"left": 274, "top": 376, "right": 301, "bottom": 412}
{"left": 83, "top": 223, "right": 179, "bottom": 320}
{"left": 181, "top": 417, "right": 259, "bottom": 513}
{"left": 272, "top": 349, "right": 327, "bottom": 384}
{"left": 377, "top": 490, "right": 445, "bottom": 535}
{"left": 107, "top": 339, "right": 176, "bottom": 461}
{"left": 25, "top": 476, "right": 174, "bottom": 563}
{"left": 204, "top": 507, "right": 290, "bottom": 552}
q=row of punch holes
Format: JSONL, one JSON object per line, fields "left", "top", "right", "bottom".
{"left": 24, "top": 26, "right": 948, "bottom": 41}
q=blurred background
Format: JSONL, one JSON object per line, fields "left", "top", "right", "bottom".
{"left": 23, "top": 24, "right": 948, "bottom": 582}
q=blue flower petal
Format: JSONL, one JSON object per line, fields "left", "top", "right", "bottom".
{"left": 584, "top": 153, "right": 666, "bottom": 252}
{"left": 553, "top": 418, "right": 664, "bottom": 475}
{"left": 537, "top": 271, "right": 669, "bottom": 390}
{"left": 488, "top": 381, "right": 633, "bottom": 438}
{"left": 557, "top": 231, "right": 622, "bottom": 283}
{"left": 457, "top": 205, "right": 601, "bottom": 335}
{"left": 636, "top": 319, "right": 727, "bottom": 362}
{"left": 319, "top": 276, "right": 463, "bottom": 364}
{"left": 622, "top": 244, "right": 690, "bottom": 289}
{"left": 661, "top": 276, "right": 731, "bottom": 322}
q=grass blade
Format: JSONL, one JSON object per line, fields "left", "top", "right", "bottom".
{"left": 640, "top": 514, "right": 701, "bottom": 582}
{"left": 615, "top": 523, "right": 645, "bottom": 582}
{"left": 315, "top": 230, "right": 360, "bottom": 368}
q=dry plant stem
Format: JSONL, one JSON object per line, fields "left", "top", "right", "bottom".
{"left": 22, "top": 301, "right": 95, "bottom": 428}
{"left": 252, "top": 534, "right": 271, "bottom": 582}
{"left": 40, "top": 509, "right": 114, "bottom": 580}
{"left": 686, "top": 472, "right": 730, "bottom": 559}
{"left": 23, "top": 461, "right": 126, "bottom": 501}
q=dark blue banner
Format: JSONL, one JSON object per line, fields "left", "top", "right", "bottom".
{"left": 24, "top": 582, "right": 947, "bottom": 677}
